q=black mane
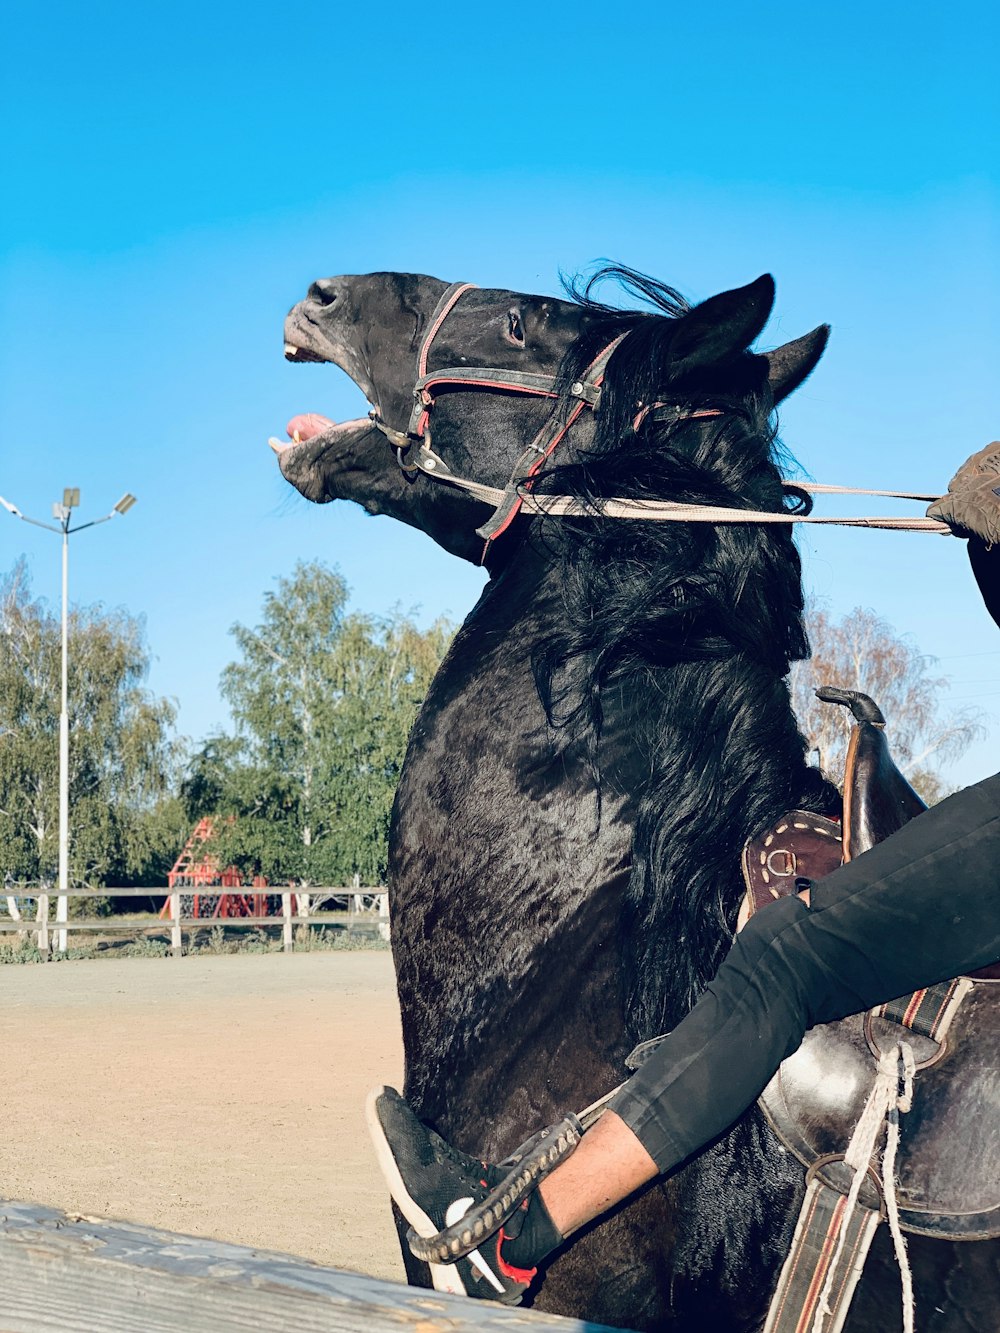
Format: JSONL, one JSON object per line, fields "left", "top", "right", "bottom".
{"left": 530, "top": 267, "right": 838, "bottom": 1035}
{"left": 564, "top": 263, "right": 693, "bottom": 319}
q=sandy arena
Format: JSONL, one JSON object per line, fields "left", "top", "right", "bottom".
{"left": 0, "top": 951, "right": 407, "bottom": 1281}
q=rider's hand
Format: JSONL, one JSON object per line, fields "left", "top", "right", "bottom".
{"left": 927, "top": 441, "right": 1000, "bottom": 546}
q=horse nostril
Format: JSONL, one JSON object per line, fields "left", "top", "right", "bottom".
{"left": 308, "top": 280, "right": 340, "bottom": 306}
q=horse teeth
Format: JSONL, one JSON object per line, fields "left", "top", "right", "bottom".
{"left": 293, "top": 430, "right": 301, "bottom": 444}
{"left": 284, "top": 342, "right": 300, "bottom": 356}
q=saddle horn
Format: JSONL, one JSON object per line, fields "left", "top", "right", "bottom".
{"left": 815, "top": 685, "right": 885, "bottom": 726}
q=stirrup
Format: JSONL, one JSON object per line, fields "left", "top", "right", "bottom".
{"left": 406, "top": 1114, "right": 583, "bottom": 1265}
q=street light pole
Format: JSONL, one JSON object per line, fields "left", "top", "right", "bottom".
{"left": 1, "top": 488, "right": 137, "bottom": 952}
{"left": 59, "top": 510, "right": 70, "bottom": 951}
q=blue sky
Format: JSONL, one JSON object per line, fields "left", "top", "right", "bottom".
{"left": 2, "top": 1, "right": 997, "bottom": 785}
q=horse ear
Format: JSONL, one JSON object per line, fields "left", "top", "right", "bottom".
{"left": 764, "top": 325, "right": 830, "bottom": 403}
{"left": 670, "top": 275, "right": 776, "bottom": 372}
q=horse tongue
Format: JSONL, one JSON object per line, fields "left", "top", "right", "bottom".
{"left": 286, "top": 413, "right": 335, "bottom": 442}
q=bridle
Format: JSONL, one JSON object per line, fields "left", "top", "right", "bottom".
{"left": 368, "top": 282, "right": 948, "bottom": 558}
{"left": 368, "top": 281, "right": 649, "bottom": 556}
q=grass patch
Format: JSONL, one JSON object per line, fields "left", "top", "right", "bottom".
{"left": 119, "top": 937, "right": 171, "bottom": 959}
{"left": 296, "top": 924, "right": 391, "bottom": 951}
{"left": 0, "top": 936, "right": 47, "bottom": 965}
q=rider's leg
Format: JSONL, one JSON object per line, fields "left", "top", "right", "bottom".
{"left": 534, "top": 1106, "right": 658, "bottom": 1238}
{"left": 532, "top": 769, "right": 1000, "bottom": 1245}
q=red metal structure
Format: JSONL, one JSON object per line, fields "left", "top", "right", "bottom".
{"left": 161, "top": 818, "right": 279, "bottom": 919}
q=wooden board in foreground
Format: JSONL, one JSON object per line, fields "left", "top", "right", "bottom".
{"left": 0, "top": 1200, "right": 633, "bottom": 1333}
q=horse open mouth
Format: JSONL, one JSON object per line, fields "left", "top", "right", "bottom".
{"left": 270, "top": 335, "right": 377, "bottom": 459}
{"left": 267, "top": 412, "right": 370, "bottom": 457}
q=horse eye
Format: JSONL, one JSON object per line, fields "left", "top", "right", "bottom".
{"left": 506, "top": 309, "right": 525, "bottom": 346}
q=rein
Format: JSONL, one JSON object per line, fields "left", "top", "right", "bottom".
{"left": 369, "top": 282, "right": 950, "bottom": 555}
{"left": 420, "top": 473, "right": 948, "bottom": 531}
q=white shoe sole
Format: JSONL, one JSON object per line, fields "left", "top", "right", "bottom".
{"left": 365, "top": 1085, "right": 469, "bottom": 1297}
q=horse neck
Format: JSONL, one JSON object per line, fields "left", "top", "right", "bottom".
{"left": 398, "top": 531, "right": 827, "bottom": 1079}
{"left": 439, "top": 529, "right": 817, "bottom": 836}
{"left": 475, "top": 534, "right": 830, "bottom": 1041}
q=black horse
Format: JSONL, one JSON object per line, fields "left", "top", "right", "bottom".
{"left": 275, "top": 270, "right": 996, "bottom": 1331}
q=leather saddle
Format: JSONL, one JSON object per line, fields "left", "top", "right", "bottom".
{"left": 742, "top": 686, "right": 1000, "bottom": 1240}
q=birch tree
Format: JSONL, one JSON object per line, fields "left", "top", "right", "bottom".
{"left": 0, "top": 559, "right": 181, "bottom": 887}
{"left": 790, "top": 604, "right": 983, "bottom": 798}
{"left": 200, "top": 561, "right": 452, "bottom": 883}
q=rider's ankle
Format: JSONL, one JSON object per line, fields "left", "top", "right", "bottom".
{"left": 498, "top": 1188, "right": 565, "bottom": 1269}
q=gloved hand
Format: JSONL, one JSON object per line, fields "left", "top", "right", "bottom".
{"left": 927, "top": 442, "right": 1000, "bottom": 546}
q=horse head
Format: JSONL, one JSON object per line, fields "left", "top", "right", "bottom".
{"left": 276, "top": 269, "right": 828, "bottom": 569}
{"left": 277, "top": 273, "right": 593, "bottom": 562}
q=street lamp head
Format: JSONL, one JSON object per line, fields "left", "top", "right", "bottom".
{"left": 113, "top": 493, "right": 137, "bottom": 515}
{"left": 62, "top": 488, "right": 80, "bottom": 509}
{"left": 0, "top": 494, "right": 21, "bottom": 517}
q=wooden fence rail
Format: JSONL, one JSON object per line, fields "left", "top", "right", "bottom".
{"left": 0, "top": 886, "right": 388, "bottom": 958}
{"left": 0, "top": 1200, "right": 630, "bottom": 1333}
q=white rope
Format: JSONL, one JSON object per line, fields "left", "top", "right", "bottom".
{"left": 427, "top": 468, "right": 951, "bottom": 533}
{"left": 522, "top": 493, "right": 949, "bottom": 532}
{"left": 794, "top": 483, "right": 940, "bottom": 501}
{"left": 812, "top": 1040, "right": 917, "bottom": 1333}
{"left": 882, "top": 1044, "right": 917, "bottom": 1333}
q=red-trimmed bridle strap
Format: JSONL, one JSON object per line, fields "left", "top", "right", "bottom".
{"left": 406, "top": 282, "right": 479, "bottom": 437}
{"left": 405, "top": 286, "right": 616, "bottom": 441}
{"left": 370, "top": 278, "right": 638, "bottom": 558}
{"left": 373, "top": 281, "right": 584, "bottom": 448}
{"left": 633, "top": 402, "right": 723, "bottom": 433}
{"left": 476, "top": 332, "right": 629, "bottom": 550}
{"left": 418, "top": 283, "right": 476, "bottom": 378}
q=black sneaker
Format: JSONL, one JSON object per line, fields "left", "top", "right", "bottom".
{"left": 366, "top": 1085, "right": 537, "bottom": 1305}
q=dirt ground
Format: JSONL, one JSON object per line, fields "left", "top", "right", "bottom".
{"left": 0, "top": 951, "right": 407, "bottom": 1281}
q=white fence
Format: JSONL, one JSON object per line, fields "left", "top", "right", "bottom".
{"left": 0, "top": 885, "right": 389, "bottom": 957}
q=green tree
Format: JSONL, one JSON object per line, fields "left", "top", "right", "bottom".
{"left": 790, "top": 604, "right": 984, "bottom": 803}
{"left": 0, "top": 559, "right": 182, "bottom": 886}
{"left": 195, "top": 561, "right": 452, "bottom": 884}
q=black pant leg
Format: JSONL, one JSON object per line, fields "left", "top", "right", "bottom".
{"left": 609, "top": 772, "right": 1000, "bottom": 1173}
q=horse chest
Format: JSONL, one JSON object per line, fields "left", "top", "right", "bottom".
{"left": 393, "top": 688, "right": 635, "bottom": 925}
{"left": 388, "top": 647, "right": 637, "bottom": 1127}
